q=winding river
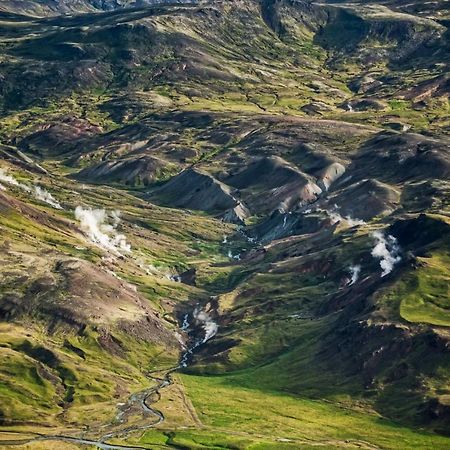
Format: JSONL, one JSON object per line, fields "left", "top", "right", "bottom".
{"left": 0, "top": 306, "right": 217, "bottom": 449}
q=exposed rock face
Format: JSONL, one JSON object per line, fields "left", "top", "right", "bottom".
{"left": 222, "top": 202, "right": 250, "bottom": 225}
{"left": 301, "top": 101, "right": 334, "bottom": 115}
{"left": 151, "top": 154, "right": 330, "bottom": 220}
{"left": 225, "top": 156, "right": 323, "bottom": 213}
{"left": 399, "top": 74, "right": 450, "bottom": 102}
{"left": 356, "top": 132, "right": 450, "bottom": 182}
{"left": 151, "top": 168, "right": 247, "bottom": 219}
{"left": 349, "top": 74, "right": 383, "bottom": 93}
{"left": 316, "top": 162, "right": 346, "bottom": 191}
{"left": 179, "top": 267, "right": 196, "bottom": 285}
{"left": 250, "top": 209, "right": 326, "bottom": 243}
{"left": 19, "top": 118, "right": 103, "bottom": 157}
{"left": 344, "top": 98, "right": 387, "bottom": 111}
{"left": 75, "top": 155, "right": 172, "bottom": 186}
{"left": 226, "top": 156, "right": 305, "bottom": 190}
{"left": 327, "top": 178, "right": 400, "bottom": 221}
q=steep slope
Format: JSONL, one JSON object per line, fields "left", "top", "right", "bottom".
{"left": 74, "top": 155, "right": 176, "bottom": 186}
{"left": 150, "top": 167, "right": 248, "bottom": 222}
{"left": 0, "top": 0, "right": 195, "bottom": 17}
{"left": 0, "top": 157, "right": 231, "bottom": 434}
{"left": 0, "top": 0, "right": 446, "bottom": 133}
{"left": 0, "top": 0, "right": 449, "bottom": 449}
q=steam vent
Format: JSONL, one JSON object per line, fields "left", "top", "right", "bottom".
{"left": 0, "top": 0, "right": 449, "bottom": 448}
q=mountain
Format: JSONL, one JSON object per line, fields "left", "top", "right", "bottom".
{"left": 0, "top": 0, "right": 196, "bottom": 16}
{"left": 0, "top": 0, "right": 449, "bottom": 449}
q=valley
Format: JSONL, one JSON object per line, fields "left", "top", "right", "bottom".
{"left": 0, "top": 0, "right": 449, "bottom": 449}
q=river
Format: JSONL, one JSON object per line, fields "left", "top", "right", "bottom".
{"left": 0, "top": 305, "right": 218, "bottom": 449}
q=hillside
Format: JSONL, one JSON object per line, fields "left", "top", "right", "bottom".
{"left": 0, "top": 0, "right": 196, "bottom": 17}
{"left": 0, "top": 0, "right": 449, "bottom": 449}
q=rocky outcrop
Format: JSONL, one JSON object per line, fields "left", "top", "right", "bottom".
{"left": 327, "top": 178, "right": 400, "bottom": 221}
{"left": 250, "top": 209, "right": 326, "bottom": 243}
{"left": 344, "top": 98, "right": 387, "bottom": 111}
{"left": 225, "top": 156, "right": 322, "bottom": 213}
{"left": 346, "top": 132, "right": 450, "bottom": 184}
{"left": 316, "top": 162, "right": 346, "bottom": 191}
{"left": 151, "top": 168, "right": 249, "bottom": 223}
{"left": 222, "top": 202, "right": 250, "bottom": 225}
{"left": 75, "top": 155, "right": 173, "bottom": 186}
{"left": 19, "top": 118, "right": 102, "bottom": 157}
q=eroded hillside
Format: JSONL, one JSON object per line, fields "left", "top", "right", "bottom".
{"left": 0, "top": 1, "right": 449, "bottom": 449}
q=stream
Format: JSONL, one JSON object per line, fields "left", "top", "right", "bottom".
{"left": 0, "top": 306, "right": 218, "bottom": 450}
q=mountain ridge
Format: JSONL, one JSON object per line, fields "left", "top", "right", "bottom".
{"left": 0, "top": 0, "right": 198, "bottom": 17}
{"left": 0, "top": 0, "right": 449, "bottom": 448}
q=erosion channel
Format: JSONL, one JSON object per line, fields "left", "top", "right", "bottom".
{"left": 0, "top": 306, "right": 218, "bottom": 449}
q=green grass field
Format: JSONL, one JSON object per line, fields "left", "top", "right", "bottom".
{"left": 136, "top": 371, "right": 450, "bottom": 449}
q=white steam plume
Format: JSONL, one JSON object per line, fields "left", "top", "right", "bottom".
{"left": 0, "top": 169, "right": 19, "bottom": 186}
{"left": 34, "top": 186, "right": 62, "bottom": 209}
{"left": 193, "top": 306, "right": 218, "bottom": 343}
{"left": 179, "top": 306, "right": 219, "bottom": 368}
{"left": 0, "top": 168, "right": 62, "bottom": 209}
{"left": 75, "top": 206, "right": 131, "bottom": 255}
{"left": 0, "top": 168, "right": 31, "bottom": 192}
{"left": 227, "top": 249, "right": 241, "bottom": 260}
{"left": 371, "top": 231, "right": 401, "bottom": 277}
{"left": 348, "top": 265, "right": 361, "bottom": 285}
{"left": 111, "top": 209, "right": 121, "bottom": 227}
{"left": 327, "top": 208, "right": 366, "bottom": 227}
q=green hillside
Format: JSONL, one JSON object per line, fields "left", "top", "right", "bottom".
{"left": 0, "top": 1, "right": 449, "bottom": 449}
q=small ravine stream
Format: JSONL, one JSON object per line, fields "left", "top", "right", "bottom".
{"left": 0, "top": 306, "right": 218, "bottom": 450}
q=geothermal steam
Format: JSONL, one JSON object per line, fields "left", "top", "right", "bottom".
{"left": 0, "top": 169, "right": 21, "bottom": 187}
{"left": 348, "top": 265, "right": 361, "bottom": 285}
{"left": 193, "top": 306, "right": 219, "bottom": 343}
{"left": 371, "top": 231, "right": 401, "bottom": 277}
{"left": 0, "top": 168, "right": 62, "bottom": 209}
{"left": 75, "top": 206, "right": 131, "bottom": 255}
{"left": 34, "top": 186, "right": 62, "bottom": 209}
{"left": 179, "top": 305, "right": 219, "bottom": 367}
{"left": 0, "top": 168, "right": 30, "bottom": 192}
{"left": 327, "top": 208, "right": 365, "bottom": 227}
